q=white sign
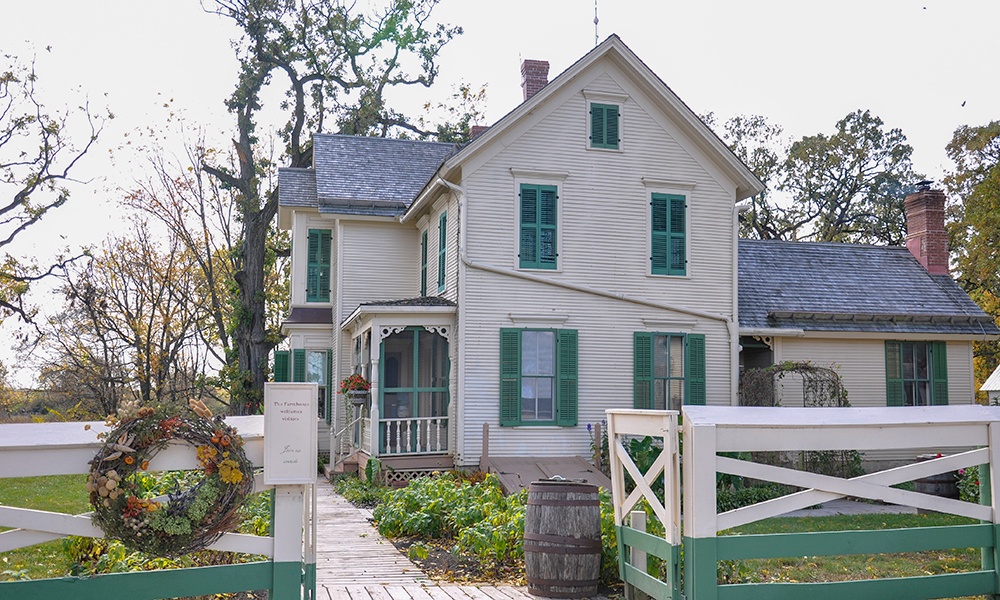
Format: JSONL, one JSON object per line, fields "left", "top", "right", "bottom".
{"left": 264, "top": 382, "right": 319, "bottom": 484}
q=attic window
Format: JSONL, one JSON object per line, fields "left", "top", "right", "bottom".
{"left": 589, "top": 102, "right": 620, "bottom": 150}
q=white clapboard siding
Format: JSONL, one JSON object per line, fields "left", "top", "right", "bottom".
{"left": 454, "top": 64, "right": 740, "bottom": 465}
{"left": 776, "top": 337, "right": 977, "bottom": 462}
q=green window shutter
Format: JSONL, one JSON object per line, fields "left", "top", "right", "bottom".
{"left": 420, "top": 230, "right": 428, "bottom": 296}
{"left": 292, "top": 349, "right": 306, "bottom": 382}
{"left": 650, "top": 194, "right": 669, "bottom": 275}
{"left": 325, "top": 349, "right": 334, "bottom": 424}
{"left": 651, "top": 194, "right": 685, "bottom": 275}
{"left": 605, "top": 104, "right": 620, "bottom": 149}
{"left": 633, "top": 332, "right": 653, "bottom": 409}
{"left": 519, "top": 184, "right": 557, "bottom": 270}
{"left": 438, "top": 213, "right": 447, "bottom": 291}
{"left": 931, "top": 341, "right": 949, "bottom": 405}
{"left": 274, "top": 350, "right": 290, "bottom": 382}
{"left": 685, "top": 334, "right": 706, "bottom": 405}
{"left": 520, "top": 185, "right": 538, "bottom": 267}
{"left": 306, "top": 229, "right": 331, "bottom": 302}
{"left": 669, "top": 195, "right": 686, "bottom": 275}
{"left": 885, "top": 341, "right": 904, "bottom": 406}
{"left": 557, "top": 329, "right": 579, "bottom": 426}
{"left": 590, "top": 103, "right": 619, "bottom": 149}
{"left": 499, "top": 329, "right": 521, "bottom": 426}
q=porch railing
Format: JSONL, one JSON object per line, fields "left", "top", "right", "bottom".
{"left": 380, "top": 416, "right": 448, "bottom": 455}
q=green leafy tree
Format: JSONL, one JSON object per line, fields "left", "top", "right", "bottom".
{"left": 0, "top": 53, "right": 107, "bottom": 326}
{"left": 945, "top": 120, "right": 1000, "bottom": 398}
{"left": 203, "top": 0, "right": 460, "bottom": 414}
{"left": 779, "top": 109, "right": 919, "bottom": 244}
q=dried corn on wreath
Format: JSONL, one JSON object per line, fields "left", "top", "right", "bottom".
{"left": 87, "top": 399, "right": 254, "bottom": 557}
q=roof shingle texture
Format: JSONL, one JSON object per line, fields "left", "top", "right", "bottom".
{"left": 739, "top": 239, "right": 999, "bottom": 335}
{"left": 310, "top": 134, "right": 457, "bottom": 214}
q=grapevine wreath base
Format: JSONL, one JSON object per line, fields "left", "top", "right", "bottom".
{"left": 87, "top": 399, "right": 255, "bottom": 557}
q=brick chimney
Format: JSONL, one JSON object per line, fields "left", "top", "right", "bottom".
{"left": 521, "top": 59, "right": 549, "bottom": 101}
{"left": 469, "top": 125, "right": 489, "bottom": 139}
{"left": 904, "top": 184, "right": 949, "bottom": 275}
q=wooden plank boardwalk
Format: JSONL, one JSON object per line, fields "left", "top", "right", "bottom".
{"left": 313, "top": 479, "right": 592, "bottom": 600}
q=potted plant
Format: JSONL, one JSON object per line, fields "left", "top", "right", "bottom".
{"left": 340, "top": 373, "right": 371, "bottom": 406}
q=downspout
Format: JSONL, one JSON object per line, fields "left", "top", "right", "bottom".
{"left": 732, "top": 203, "right": 750, "bottom": 406}
{"left": 436, "top": 177, "right": 466, "bottom": 466}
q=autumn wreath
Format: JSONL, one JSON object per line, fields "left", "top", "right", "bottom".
{"left": 87, "top": 399, "right": 255, "bottom": 557}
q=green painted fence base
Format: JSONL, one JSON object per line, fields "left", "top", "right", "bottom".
{"left": 617, "top": 525, "right": 679, "bottom": 599}
{"left": 272, "top": 559, "right": 305, "bottom": 600}
{"left": 1, "top": 561, "right": 273, "bottom": 600}
{"left": 716, "top": 570, "right": 996, "bottom": 600}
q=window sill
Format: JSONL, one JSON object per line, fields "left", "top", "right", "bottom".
{"left": 586, "top": 145, "right": 623, "bottom": 154}
{"left": 646, "top": 272, "right": 690, "bottom": 280}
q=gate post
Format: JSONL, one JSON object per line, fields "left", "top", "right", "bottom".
{"left": 272, "top": 485, "right": 306, "bottom": 600}
{"left": 682, "top": 413, "right": 718, "bottom": 600}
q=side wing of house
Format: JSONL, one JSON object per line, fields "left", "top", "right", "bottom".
{"left": 425, "top": 37, "right": 762, "bottom": 467}
{"left": 738, "top": 231, "right": 999, "bottom": 436}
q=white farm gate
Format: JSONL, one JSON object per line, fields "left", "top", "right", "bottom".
{"left": 608, "top": 405, "right": 1000, "bottom": 600}
{"left": 0, "top": 415, "right": 317, "bottom": 600}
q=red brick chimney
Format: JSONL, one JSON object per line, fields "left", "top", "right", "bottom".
{"left": 521, "top": 59, "right": 549, "bottom": 101}
{"left": 469, "top": 125, "right": 489, "bottom": 139}
{"left": 904, "top": 185, "right": 949, "bottom": 275}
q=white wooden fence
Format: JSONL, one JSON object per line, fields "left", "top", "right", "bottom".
{"left": 606, "top": 409, "right": 681, "bottom": 600}
{"left": 0, "top": 416, "right": 316, "bottom": 600}
{"left": 682, "top": 405, "right": 1000, "bottom": 600}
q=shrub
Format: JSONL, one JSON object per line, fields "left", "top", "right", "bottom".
{"left": 958, "top": 465, "right": 981, "bottom": 503}
{"left": 332, "top": 474, "right": 389, "bottom": 508}
{"left": 374, "top": 472, "right": 504, "bottom": 539}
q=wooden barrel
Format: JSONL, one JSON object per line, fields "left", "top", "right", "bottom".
{"left": 524, "top": 480, "right": 601, "bottom": 598}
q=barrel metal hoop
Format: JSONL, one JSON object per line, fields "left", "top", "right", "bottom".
{"left": 524, "top": 532, "right": 602, "bottom": 548}
{"left": 527, "top": 576, "right": 600, "bottom": 587}
{"left": 527, "top": 498, "right": 599, "bottom": 507}
{"left": 528, "top": 484, "right": 598, "bottom": 495}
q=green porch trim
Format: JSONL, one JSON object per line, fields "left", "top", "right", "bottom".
{"left": 716, "top": 570, "right": 996, "bottom": 600}
{"left": 0, "top": 561, "right": 274, "bottom": 600}
{"left": 717, "top": 524, "right": 995, "bottom": 561}
{"left": 683, "top": 536, "right": 718, "bottom": 600}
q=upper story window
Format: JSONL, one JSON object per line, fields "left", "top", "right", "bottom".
{"left": 519, "top": 183, "right": 558, "bottom": 270}
{"left": 650, "top": 193, "right": 686, "bottom": 276}
{"left": 437, "top": 213, "right": 447, "bottom": 292}
{"left": 589, "top": 102, "right": 620, "bottom": 150}
{"left": 420, "top": 230, "right": 428, "bottom": 296}
{"left": 306, "top": 229, "right": 331, "bottom": 302}
{"left": 886, "top": 341, "right": 948, "bottom": 406}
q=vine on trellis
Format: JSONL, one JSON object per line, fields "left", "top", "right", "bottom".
{"left": 739, "top": 361, "right": 862, "bottom": 479}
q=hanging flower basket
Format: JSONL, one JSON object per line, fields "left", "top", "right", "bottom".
{"left": 347, "top": 390, "right": 370, "bottom": 406}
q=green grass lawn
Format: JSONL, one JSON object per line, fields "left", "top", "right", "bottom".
{"left": 721, "top": 512, "right": 986, "bottom": 600}
{"left": 0, "top": 474, "right": 89, "bottom": 580}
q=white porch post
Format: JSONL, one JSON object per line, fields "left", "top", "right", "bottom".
{"left": 369, "top": 350, "right": 380, "bottom": 456}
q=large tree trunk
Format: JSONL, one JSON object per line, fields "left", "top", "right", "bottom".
{"left": 233, "top": 205, "right": 275, "bottom": 415}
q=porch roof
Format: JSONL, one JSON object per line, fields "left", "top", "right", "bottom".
{"left": 340, "top": 296, "right": 457, "bottom": 331}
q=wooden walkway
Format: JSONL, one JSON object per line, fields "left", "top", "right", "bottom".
{"left": 314, "top": 480, "right": 551, "bottom": 600}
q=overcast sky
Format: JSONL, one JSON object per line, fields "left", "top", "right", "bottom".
{"left": 1, "top": 0, "right": 998, "bottom": 382}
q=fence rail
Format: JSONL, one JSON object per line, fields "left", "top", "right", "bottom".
{"left": 606, "top": 409, "right": 681, "bottom": 600}
{"left": 682, "top": 405, "right": 1000, "bottom": 600}
{"left": 380, "top": 416, "right": 448, "bottom": 454}
{"left": 0, "top": 415, "right": 315, "bottom": 600}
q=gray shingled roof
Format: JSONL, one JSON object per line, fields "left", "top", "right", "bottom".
{"left": 361, "top": 297, "right": 456, "bottom": 308}
{"left": 307, "top": 134, "right": 457, "bottom": 215}
{"left": 277, "top": 168, "right": 316, "bottom": 207}
{"left": 739, "top": 239, "right": 999, "bottom": 336}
